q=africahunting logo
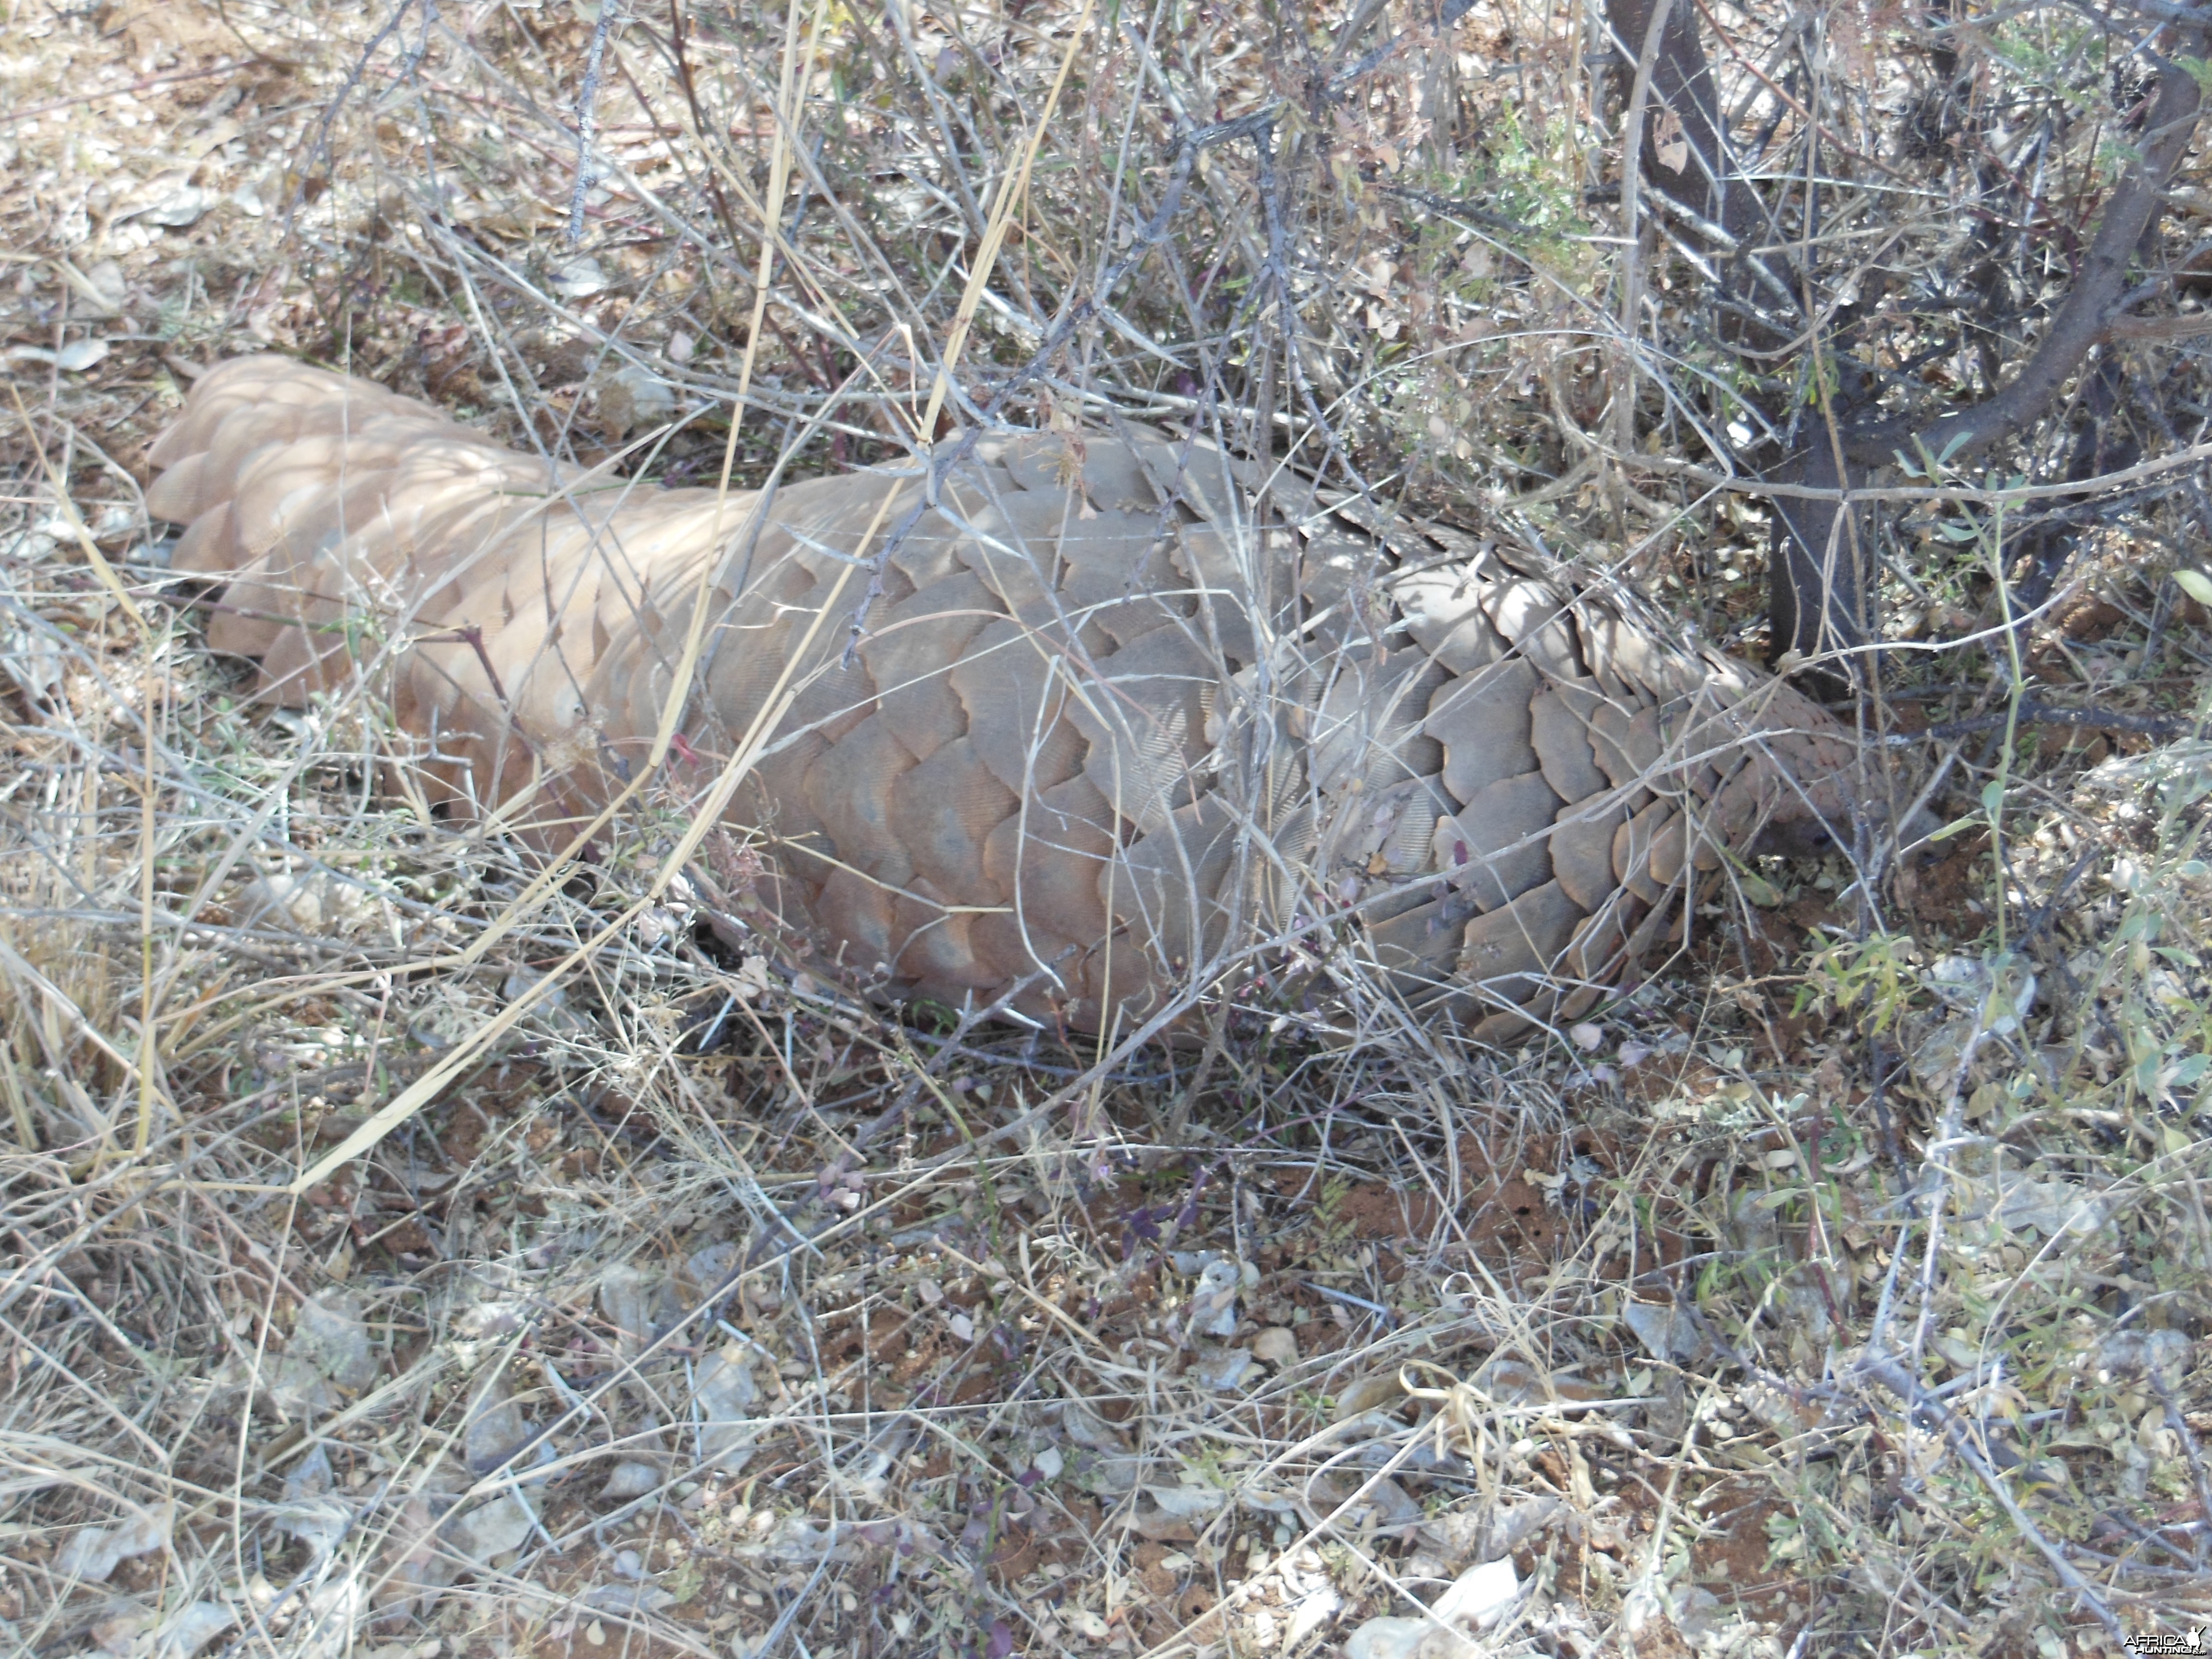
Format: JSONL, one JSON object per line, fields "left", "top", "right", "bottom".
{"left": 2125, "top": 1629, "right": 2206, "bottom": 1656}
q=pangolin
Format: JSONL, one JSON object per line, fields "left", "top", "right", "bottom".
{"left": 145, "top": 356, "right": 1859, "bottom": 1039}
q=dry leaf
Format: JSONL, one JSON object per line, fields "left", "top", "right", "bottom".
{"left": 54, "top": 1507, "right": 171, "bottom": 1584}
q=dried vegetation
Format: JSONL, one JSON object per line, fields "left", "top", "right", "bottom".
{"left": 2, "top": 1, "right": 2212, "bottom": 1656}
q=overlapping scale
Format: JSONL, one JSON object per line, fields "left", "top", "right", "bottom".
{"left": 148, "top": 356, "right": 1861, "bottom": 1035}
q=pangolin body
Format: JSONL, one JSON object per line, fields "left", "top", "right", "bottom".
{"left": 146, "top": 357, "right": 1859, "bottom": 1038}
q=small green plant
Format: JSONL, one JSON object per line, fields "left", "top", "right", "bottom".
{"left": 1798, "top": 929, "right": 1921, "bottom": 1035}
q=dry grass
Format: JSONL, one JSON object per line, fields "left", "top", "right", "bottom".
{"left": 3, "top": 2, "right": 2212, "bottom": 1657}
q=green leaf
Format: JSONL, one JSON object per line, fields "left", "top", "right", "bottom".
{"left": 1981, "top": 779, "right": 2008, "bottom": 817}
{"left": 1737, "top": 869, "right": 1786, "bottom": 908}
{"left": 2172, "top": 567, "right": 2212, "bottom": 607}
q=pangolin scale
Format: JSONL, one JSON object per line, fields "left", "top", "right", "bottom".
{"left": 146, "top": 356, "right": 1859, "bottom": 1039}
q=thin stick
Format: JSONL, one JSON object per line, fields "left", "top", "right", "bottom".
{"left": 568, "top": 0, "right": 628, "bottom": 247}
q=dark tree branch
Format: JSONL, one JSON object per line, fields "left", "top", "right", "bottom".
{"left": 1844, "top": 40, "right": 2207, "bottom": 469}
{"left": 1884, "top": 700, "right": 2197, "bottom": 743}
{"left": 1604, "top": 0, "right": 1775, "bottom": 297}
{"left": 1768, "top": 420, "right": 1868, "bottom": 683}
{"left": 1604, "top": 0, "right": 2206, "bottom": 688}
{"left": 1607, "top": 0, "right": 1873, "bottom": 683}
